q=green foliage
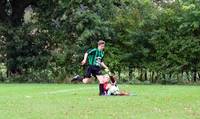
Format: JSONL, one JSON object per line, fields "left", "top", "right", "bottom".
{"left": 0, "top": 0, "right": 200, "bottom": 83}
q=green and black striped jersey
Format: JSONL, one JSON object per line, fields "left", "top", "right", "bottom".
{"left": 87, "top": 48, "right": 104, "bottom": 67}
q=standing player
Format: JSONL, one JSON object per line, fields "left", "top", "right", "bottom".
{"left": 71, "top": 40, "right": 110, "bottom": 95}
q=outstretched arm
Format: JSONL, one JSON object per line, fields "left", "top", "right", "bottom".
{"left": 81, "top": 48, "right": 96, "bottom": 65}
{"left": 101, "top": 62, "right": 108, "bottom": 69}
{"left": 101, "top": 62, "right": 116, "bottom": 84}
{"left": 81, "top": 52, "right": 88, "bottom": 65}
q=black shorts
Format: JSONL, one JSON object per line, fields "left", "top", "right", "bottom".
{"left": 84, "top": 65, "right": 101, "bottom": 78}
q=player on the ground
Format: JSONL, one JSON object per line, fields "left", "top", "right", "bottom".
{"left": 99, "top": 74, "right": 130, "bottom": 96}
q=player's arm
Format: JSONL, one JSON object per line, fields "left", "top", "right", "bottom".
{"left": 100, "top": 54, "right": 108, "bottom": 70}
{"left": 100, "top": 62, "right": 109, "bottom": 69}
{"left": 81, "top": 52, "right": 88, "bottom": 65}
{"left": 101, "top": 62, "right": 112, "bottom": 76}
{"left": 101, "top": 62, "right": 116, "bottom": 85}
{"left": 100, "top": 60, "right": 110, "bottom": 74}
{"left": 81, "top": 48, "right": 96, "bottom": 65}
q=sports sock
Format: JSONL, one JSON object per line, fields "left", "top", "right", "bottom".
{"left": 99, "top": 84, "right": 105, "bottom": 95}
{"left": 103, "top": 83, "right": 108, "bottom": 95}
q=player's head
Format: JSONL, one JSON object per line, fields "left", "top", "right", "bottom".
{"left": 98, "top": 40, "right": 105, "bottom": 50}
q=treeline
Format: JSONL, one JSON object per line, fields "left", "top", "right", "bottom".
{"left": 0, "top": 0, "right": 200, "bottom": 83}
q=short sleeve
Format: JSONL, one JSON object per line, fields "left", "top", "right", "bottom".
{"left": 87, "top": 48, "right": 96, "bottom": 55}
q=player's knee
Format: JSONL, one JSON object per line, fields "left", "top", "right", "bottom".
{"left": 97, "top": 75, "right": 109, "bottom": 84}
{"left": 82, "top": 79, "right": 87, "bottom": 84}
{"left": 82, "top": 78, "right": 89, "bottom": 84}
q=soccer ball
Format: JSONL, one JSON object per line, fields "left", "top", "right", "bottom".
{"left": 107, "top": 85, "right": 120, "bottom": 96}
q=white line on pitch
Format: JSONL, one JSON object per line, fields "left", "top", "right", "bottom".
{"left": 41, "top": 87, "right": 97, "bottom": 95}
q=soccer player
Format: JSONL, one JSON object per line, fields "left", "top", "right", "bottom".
{"left": 98, "top": 74, "right": 130, "bottom": 96}
{"left": 71, "top": 40, "right": 110, "bottom": 95}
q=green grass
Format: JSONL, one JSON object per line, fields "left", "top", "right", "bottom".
{"left": 0, "top": 84, "right": 200, "bottom": 119}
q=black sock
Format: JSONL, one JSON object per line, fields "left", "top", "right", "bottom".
{"left": 99, "top": 84, "right": 104, "bottom": 95}
{"left": 77, "top": 76, "right": 83, "bottom": 81}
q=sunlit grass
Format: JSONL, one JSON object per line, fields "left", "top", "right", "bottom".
{"left": 0, "top": 84, "right": 199, "bottom": 119}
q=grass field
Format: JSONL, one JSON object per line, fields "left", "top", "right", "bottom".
{"left": 0, "top": 84, "right": 200, "bottom": 119}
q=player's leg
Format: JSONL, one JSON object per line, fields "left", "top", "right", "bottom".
{"left": 82, "top": 77, "right": 92, "bottom": 83}
{"left": 71, "top": 75, "right": 83, "bottom": 82}
{"left": 96, "top": 75, "right": 105, "bottom": 83}
{"left": 118, "top": 91, "right": 130, "bottom": 96}
{"left": 90, "top": 66, "right": 105, "bottom": 95}
{"left": 82, "top": 66, "right": 93, "bottom": 83}
{"left": 71, "top": 76, "right": 92, "bottom": 83}
{"left": 96, "top": 74, "right": 110, "bottom": 95}
{"left": 105, "top": 83, "right": 111, "bottom": 90}
{"left": 103, "top": 83, "right": 111, "bottom": 95}
{"left": 71, "top": 66, "right": 92, "bottom": 83}
{"left": 96, "top": 75, "right": 105, "bottom": 95}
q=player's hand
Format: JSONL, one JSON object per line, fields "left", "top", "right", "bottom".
{"left": 105, "top": 68, "right": 109, "bottom": 73}
{"left": 105, "top": 68, "right": 111, "bottom": 75}
{"left": 81, "top": 60, "right": 86, "bottom": 65}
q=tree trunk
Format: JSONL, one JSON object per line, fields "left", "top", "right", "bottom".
{"left": 155, "top": 72, "right": 160, "bottom": 83}
{"left": 169, "top": 73, "right": 172, "bottom": 80}
{"left": 0, "top": 0, "right": 9, "bottom": 23}
{"left": 10, "top": 0, "right": 37, "bottom": 26}
{"left": 193, "top": 68, "right": 197, "bottom": 82}
{"left": 162, "top": 73, "right": 166, "bottom": 80}
{"left": 0, "top": 0, "right": 38, "bottom": 75}
{"left": 186, "top": 72, "right": 190, "bottom": 82}
{"left": 176, "top": 74, "right": 180, "bottom": 81}
{"left": 139, "top": 68, "right": 143, "bottom": 81}
{"left": 128, "top": 66, "right": 133, "bottom": 81}
{"left": 118, "top": 69, "right": 121, "bottom": 81}
{"left": 144, "top": 70, "right": 148, "bottom": 81}
{"left": 151, "top": 71, "right": 155, "bottom": 83}
{"left": 181, "top": 71, "right": 184, "bottom": 81}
